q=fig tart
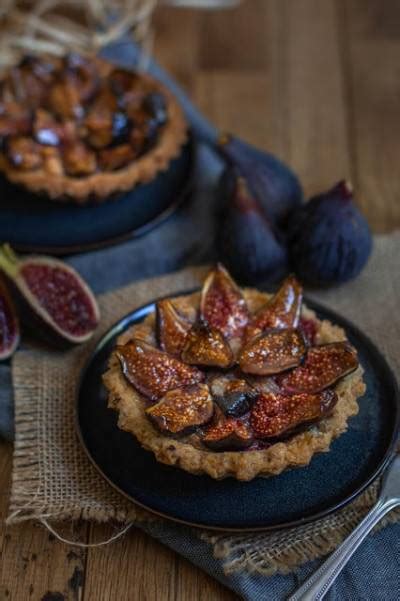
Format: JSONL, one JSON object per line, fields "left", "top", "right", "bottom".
{"left": 103, "top": 266, "right": 366, "bottom": 481}
{"left": 0, "top": 54, "right": 187, "bottom": 203}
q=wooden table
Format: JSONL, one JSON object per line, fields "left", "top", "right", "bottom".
{"left": 1, "top": 1, "right": 399, "bottom": 599}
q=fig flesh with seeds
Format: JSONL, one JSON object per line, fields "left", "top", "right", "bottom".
{"left": 239, "top": 328, "right": 306, "bottom": 376}
{"left": 202, "top": 408, "right": 254, "bottom": 451}
{"left": 0, "top": 277, "right": 20, "bottom": 360}
{"left": 146, "top": 384, "right": 214, "bottom": 435}
{"left": 250, "top": 389, "right": 337, "bottom": 439}
{"left": 245, "top": 275, "right": 303, "bottom": 341}
{"left": 181, "top": 320, "right": 234, "bottom": 368}
{"left": 156, "top": 299, "right": 192, "bottom": 357}
{"left": 278, "top": 342, "right": 358, "bottom": 393}
{"left": 0, "top": 244, "right": 99, "bottom": 347}
{"left": 117, "top": 338, "right": 204, "bottom": 401}
{"left": 200, "top": 264, "right": 248, "bottom": 340}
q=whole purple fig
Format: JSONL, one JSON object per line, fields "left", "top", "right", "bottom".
{"left": 288, "top": 181, "right": 372, "bottom": 286}
{"left": 217, "top": 134, "right": 303, "bottom": 226}
{"left": 218, "top": 173, "right": 289, "bottom": 285}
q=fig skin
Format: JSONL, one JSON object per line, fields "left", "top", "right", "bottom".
{"left": 218, "top": 173, "right": 289, "bottom": 285}
{"left": 239, "top": 328, "right": 307, "bottom": 376}
{"left": 278, "top": 341, "right": 359, "bottom": 393}
{"left": 0, "top": 276, "right": 20, "bottom": 360}
{"left": 117, "top": 338, "right": 204, "bottom": 401}
{"left": 288, "top": 180, "right": 372, "bottom": 286}
{"left": 0, "top": 245, "right": 100, "bottom": 348}
{"left": 250, "top": 389, "right": 338, "bottom": 439}
{"left": 218, "top": 134, "right": 303, "bottom": 226}
{"left": 210, "top": 375, "right": 257, "bottom": 416}
{"left": 146, "top": 384, "right": 214, "bottom": 436}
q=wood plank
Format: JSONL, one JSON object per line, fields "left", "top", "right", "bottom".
{"left": 339, "top": 0, "right": 400, "bottom": 231}
{"left": 0, "top": 441, "right": 88, "bottom": 601}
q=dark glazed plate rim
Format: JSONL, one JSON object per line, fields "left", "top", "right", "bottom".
{"left": 6, "top": 134, "right": 196, "bottom": 257}
{"left": 76, "top": 291, "right": 400, "bottom": 532}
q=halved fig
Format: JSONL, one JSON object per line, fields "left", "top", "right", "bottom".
{"left": 5, "top": 136, "right": 42, "bottom": 170}
{"left": 0, "top": 244, "right": 100, "bottom": 347}
{"left": 239, "top": 328, "right": 306, "bottom": 375}
{"left": 0, "top": 277, "right": 20, "bottom": 360}
{"left": 63, "top": 53, "right": 99, "bottom": 103}
{"left": 48, "top": 81, "right": 83, "bottom": 120}
{"left": 156, "top": 299, "right": 192, "bottom": 357}
{"left": 245, "top": 275, "right": 302, "bottom": 341}
{"left": 146, "top": 383, "right": 213, "bottom": 435}
{"left": 98, "top": 144, "right": 136, "bottom": 171}
{"left": 210, "top": 375, "right": 257, "bottom": 416}
{"left": 200, "top": 264, "right": 248, "bottom": 340}
{"left": 278, "top": 342, "right": 359, "bottom": 393}
{"left": 116, "top": 338, "right": 204, "bottom": 401}
{"left": 250, "top": 389, "right": 337, "bottom": 439}
{"left": 0, "top": 103, "right": 32, "bottom": 139}
{"left": 181, "top": 319, "right": 234, "bottom": 368}
{"left": 202, "top": 409, "right": 253, "bottom": 451}
{"left": 33, "top": 109, "right": 62, "bottom": 147}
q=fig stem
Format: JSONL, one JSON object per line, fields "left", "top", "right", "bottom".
{"left": 0, "top": 244, "right": 20, "bottom": 279}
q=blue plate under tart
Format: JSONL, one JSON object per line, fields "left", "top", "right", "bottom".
{"left": 76, "top": 293, "right": 399, "bottom": 531}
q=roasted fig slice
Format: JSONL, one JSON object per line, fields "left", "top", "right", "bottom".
{"left": 250, "top": 389, "right": 337, "bottom": 439}
{"left": 156, "top": 299, "right": 191, "bottom": 357}
{"left": 5, "top": 136, "right": 42, "bottom": 170}
{"left": 0, "top": 277, "right": 19, "bottom": 360}
{"left": 0, "top": 245, "right": 100, "bottom": 347}
{"left": 239, "top": 328, "right": 306, "bottom": 376}
{"left": 33, "top": 109, "right": 62, "bottom": 147}
{"left": 116, "top": 338, "right": 204, "bottom": 401}
{"left": 202, "top": 410, "right": 253, "bottom": 451}
{"left": 98, "top": 144, "right": 136, "bottom": 171}
{"left": 299, "top": 316, "right": 318, "bottom": 346}
{"left": 278, "top": 342, "right": 359, "bottom": 393}
{"left": 200, "top": 264, "right": 248, "bottom": 340}
{"left": 245, "top": 275, "right": 302, "bottom": 341}
{"left": 210, "top": 375, "right": 257, "bottom": 416}
{"left": 63, "top": 142, "right": 97, "bottom": 176}
{"left": 181, "top": 320, "right": 234, "bottom": 368}
{"left": 146, "top": 384, "right": 214, "bottom": 435}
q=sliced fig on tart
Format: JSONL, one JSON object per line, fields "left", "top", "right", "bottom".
{"left": 210, "top": 374, "right": 257, "bottom": 417}
{"left": 250, "top": 389, "right": 337, "bottom": 439}
{"left": 239, "top": 328, "right": 306, "bottom": 376}
{"left": 146, "top": 383, "right": 214, "bottom": 435}
{"left": 181, "top": 319, "right": 234, "bottom": 368}
{"left": 245, "top": 275, "right": 302, "bottom": 341}
{"left": 156, "top": 299, "right": 192, "bottom": 357}
{"left": 278, "top": 342, "right": 359, "bottom": 393}
{"left": 5, "top": 136, "right": 42, "bottom": 170}
{"left": 116, "top": 338, "right": 204, "bottom": 401}
{"left": 202, "top": 409, "right": 253, "bottom": 451}
{"left": 200, "top": 264, "right": 248, "bottom": 340}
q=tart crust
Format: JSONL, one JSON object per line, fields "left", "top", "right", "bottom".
{"left": 103, "top": 289, "right": 366, "bottom": 481}
{"left": 0, "top": 60, "right": 187, "bottom": 203}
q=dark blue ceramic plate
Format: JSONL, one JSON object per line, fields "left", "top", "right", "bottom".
{"left": 0, "top": 136, "right": 194, "bottom": 256}
{"left": 76, "top": 294, "right": 400, "bottom": 531}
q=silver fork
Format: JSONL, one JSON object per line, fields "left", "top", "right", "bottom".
{"left": 288, "top": 454, "right": 400, "bottom": 601}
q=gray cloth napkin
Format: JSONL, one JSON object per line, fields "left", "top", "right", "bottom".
{"left": 1, "top": 39, "right": 400, "bottom": 601}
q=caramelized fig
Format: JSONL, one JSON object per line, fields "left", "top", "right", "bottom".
{"left": 245, "top": 275, "right": 303, "bottom": 341}
{"left": 63, "top": 53, "right": 99, "bottom": 103}
{"left": 48, "top": 81, "right": 83, "bottom": 120}
{"left": 239, "top": 328, "right": 306, "bottom": 376}
{"left": 98, "top": 144, "right": 136, "bottom": 171}
{"left": 0, "top": 104, "right": 32, "bottom": 139}
{"left": 278, "top": 342, "right": 359, "bottom": 393}
{"left": 288, "top": 180, "right": 372, "bottom": 286}
{"left": 0, "top": 277, "right": 19, "bottom": 360}
{"left": 116, "top": 338, "right": 204, "bottom": 401}
{"left": 218, "top": 173, "right": 289, "bottom": 285}
{"left": 218, "top": 134, "right": 303, "bottom": 226}
{"left": 156, "top": 299, "right": 191, "bottom": 357}
{"left": 250, "top": 389, "right": 337, "bottom": 438}
{"left": 299, "top": 317, "right": 318, "bottom": 346}
{"left": 63, "top": 142, "right": 97, "bottom": 176}
{"left": 5, "top": 136, "right": 42, "bottom": 170}
{"left": 181, "top": 320, "right": 234, "bottom": 368}
{"left": 0, "top": 245, "right": 100, "bottom": 347}
{"left": 33, "top": 109, "right": 62, "bottom": 147}
{"left": 202, "top": 409, "right": 253, "bottom": 451}
{"left": 146, "top": 384, "right": 214, "bottom": 435}
{"left": 200, "top": 264, "right": 248, "bottom": 340}
{"left": 210, "top": 375, "right": 257, "bottom": 416}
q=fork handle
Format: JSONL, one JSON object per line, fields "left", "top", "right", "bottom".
{"left": 288, "top": 497, "right": 400, "bottom": 601}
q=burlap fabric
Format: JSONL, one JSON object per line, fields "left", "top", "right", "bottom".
{"left": 7, "top": 234, "right": 400, "bottom": 576}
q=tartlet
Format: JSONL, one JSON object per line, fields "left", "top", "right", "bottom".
{"left": 0, "top": 54, "right": 187, "bottom": 203}
{"left": 103, "top": 266, "right": 365, "bottom": 481}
